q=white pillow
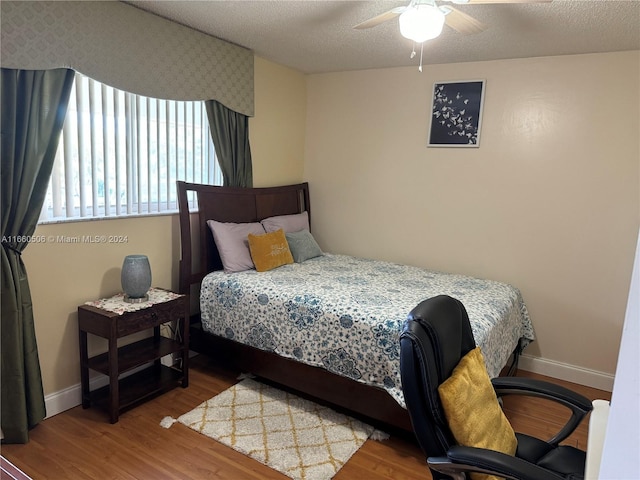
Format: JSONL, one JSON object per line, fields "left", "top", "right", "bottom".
{"left": 261, "top": 211, "right": 309, "bottom": 233}
{"left": 207, "top": 220, "right": 265, "bottom": 273}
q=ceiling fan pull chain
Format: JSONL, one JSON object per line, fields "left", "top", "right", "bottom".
{"left": 410, "top": 41, "right": 424, "bottom": 72}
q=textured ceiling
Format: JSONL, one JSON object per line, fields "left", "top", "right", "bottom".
{"left": 126, "top": 0, "right": 640, "bottom": 74}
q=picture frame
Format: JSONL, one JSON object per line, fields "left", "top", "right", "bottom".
{"left": 428, "top": 80, "right": 485, "bottom": 148}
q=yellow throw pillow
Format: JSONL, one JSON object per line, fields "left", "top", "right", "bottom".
{"left": 438, "top": 347, "right": 517, "bottom": 480}
{"left": 247, "top": 229, "right": 294, "bottom": 272}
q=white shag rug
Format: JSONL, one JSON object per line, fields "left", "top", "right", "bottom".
{"left": 161, "top": 378, "right": 386, "bottom": 480}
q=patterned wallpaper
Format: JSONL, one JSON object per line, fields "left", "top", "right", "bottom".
{"left": 0, "top": 1, "right": 254, "bottom": 116}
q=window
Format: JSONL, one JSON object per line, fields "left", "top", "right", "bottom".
{"left": 40, "top": 73, "right": 222, "bottom": 223}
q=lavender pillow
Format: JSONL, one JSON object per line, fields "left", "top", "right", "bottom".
{"left": 261, "top": 211, "right": 309, "bottom": 234}
{"left": 207, "top": 220, "right": 265, "bottom": 273}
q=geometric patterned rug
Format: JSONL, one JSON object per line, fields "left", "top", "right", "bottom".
{"left": 161, "top": 378, "right": 383, "bottom": 480}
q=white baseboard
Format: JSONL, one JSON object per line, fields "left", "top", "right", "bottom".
{"left": 45, "top": 375, "right": 109, "bottom": 419}
{"left": 45, "top": 353, "right": 613, "bottom": 419}
{"left": 519, "top": 354, "right": 614, "bottom": 392}
{"left": 45, "top": 353, "right": 195, "bottom": 419}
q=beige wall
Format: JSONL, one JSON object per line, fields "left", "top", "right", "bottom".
{"left": 23, "top": 56, "right": 307, "bottom": 396}
{"left": 304, "top": 51, "right": 640, "bottom": 380}
{"left": 251, "top": 57, "right": 307, "bottom": 187}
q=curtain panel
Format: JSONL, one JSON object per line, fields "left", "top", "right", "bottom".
{"left": 1, "top": 68, "right": 75, "bottom": 443}
{"left": 206, "top": 100, "right": 254, "bottom": 188}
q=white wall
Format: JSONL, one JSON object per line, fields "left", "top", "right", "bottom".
{"left": 304, "top": 52, "right": 640, "bottom": 387}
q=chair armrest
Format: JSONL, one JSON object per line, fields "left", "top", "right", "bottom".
{"left": 429, "top": 445, "right": 565, "bottom": 480}
{"left": 492, "top": 376, "right": 593, "bottom": 445}
{"left": 492, "top": 377, "right": 593, "bottom": 410}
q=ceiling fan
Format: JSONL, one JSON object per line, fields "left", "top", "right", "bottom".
{"left": 354, "top": 0, "right": 552, "bottom": 43}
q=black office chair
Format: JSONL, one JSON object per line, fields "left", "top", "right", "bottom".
{"left": 399, "top": 295, "right": 593, "bottom": 480}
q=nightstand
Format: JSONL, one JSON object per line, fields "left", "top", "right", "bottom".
{"left": 78, "top": 288, "right": 189, "bottom": 423}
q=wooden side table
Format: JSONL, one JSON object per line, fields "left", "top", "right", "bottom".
{"left": 78, "top": 288, "right": 189, "bottom": 423}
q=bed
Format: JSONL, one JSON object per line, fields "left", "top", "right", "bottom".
{"left": 177, "top": 181, "right": 535, "bottom": 433}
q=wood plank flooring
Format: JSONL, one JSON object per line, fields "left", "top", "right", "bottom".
{"left": 1, "top": 356, "right": 611, "bottom": 480}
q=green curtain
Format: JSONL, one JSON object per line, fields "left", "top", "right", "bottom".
{"left": 1, "top": 68, "right": 75, "bottom": 444}
{"left": 205, "top": 99, "right": 253, "bottom": 188}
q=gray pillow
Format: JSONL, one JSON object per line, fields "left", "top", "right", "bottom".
{"left": 285, "top": 229, "right": 323, "bottom": 263}
{"left": 207, "top": 220, "right": 265, "bottom": 273}
{"left": 261, "top": 211, "right": 309, "bottom": 233}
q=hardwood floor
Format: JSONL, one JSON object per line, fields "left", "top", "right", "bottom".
{"left": 2, "top": 356, "right": 611, "bottom": 480}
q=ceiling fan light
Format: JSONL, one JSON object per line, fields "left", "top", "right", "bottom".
{"left": 399, "top": 3, "right": 445, "bottom": 43}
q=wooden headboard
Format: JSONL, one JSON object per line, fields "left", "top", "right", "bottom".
{"left": 176, "top": 181, "right": 310, "bottom": 295}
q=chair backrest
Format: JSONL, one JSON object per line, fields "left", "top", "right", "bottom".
{"left": 399, "top": 295, "right": 477, "bottom": 461}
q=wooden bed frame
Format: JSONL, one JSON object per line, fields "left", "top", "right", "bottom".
{"left": 176, "top": 181, "right": 413, "bottom": 433}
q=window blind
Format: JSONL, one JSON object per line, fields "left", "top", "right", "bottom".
{"left": 41, "top": 73, "right": 222, "bottom": 223}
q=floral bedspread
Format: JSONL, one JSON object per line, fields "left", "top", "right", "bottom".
{"left": 200, "top": 254, "right": 535, "bottom": 408}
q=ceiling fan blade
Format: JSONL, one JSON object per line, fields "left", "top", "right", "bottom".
{"left": 441, "top": 6, "right": 487, "bottom": 35}
{"left": 353, "top": 6, "right": 405, "bottom": 30}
